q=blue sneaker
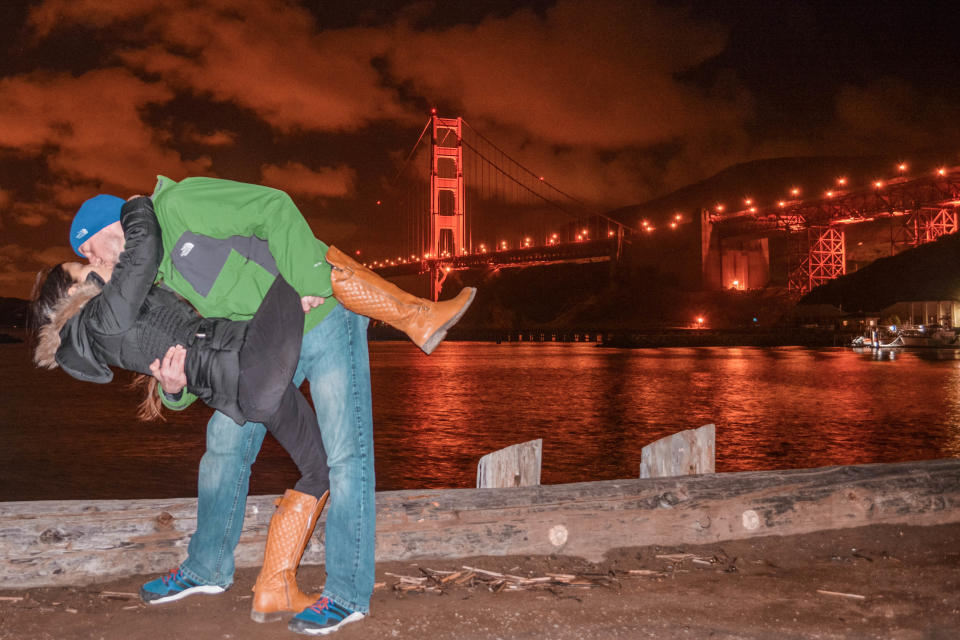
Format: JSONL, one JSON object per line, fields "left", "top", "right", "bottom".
{"left": 139, "top": 567, "right": 227, "bottom": 605}
{"left": 288, "top": 596, "right": 366, "bottom": 635}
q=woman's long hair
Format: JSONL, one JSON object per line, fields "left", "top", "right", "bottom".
{"left": 130, "top": 374, "right": 164, "bottom": 421}
{"left": 30, "top": 265, "right": 72, "bottom": 331}
{"left": 30, "top": 266, "right": 100, "bottom": 369}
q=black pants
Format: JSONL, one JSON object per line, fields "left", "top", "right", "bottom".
{"left": 237, "top": 277, "right": 329, "bottom": 499}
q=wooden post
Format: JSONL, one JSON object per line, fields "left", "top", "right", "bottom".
{"left": 639, "top": 423, "right": 715, "bottom": 479}
{"left": 477, "top": 439, "right": 542, "bottom": 488}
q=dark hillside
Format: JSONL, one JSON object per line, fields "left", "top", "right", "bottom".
{"left": 800, "top": 233, "right": 960, "bottom": 313}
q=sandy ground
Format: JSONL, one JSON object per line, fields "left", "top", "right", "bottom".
{"left": 2, "top": 522, "right": 958, "bottom": 640}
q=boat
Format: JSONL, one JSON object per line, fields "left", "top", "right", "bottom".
{"left": 851, "top": 330, "right": 903, "bottom": 348}
{"left": 852, "top": 324, "right": 959, "bottom": 349}
{"left": 897, "top": 324, "right": 959, "bottom": 348}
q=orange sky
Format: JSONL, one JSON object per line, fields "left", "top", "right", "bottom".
{"left": 1, "top": 0, "right": 958, "bottom": 298}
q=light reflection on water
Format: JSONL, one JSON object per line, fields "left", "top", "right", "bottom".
{"left": 370, "top": 343, "right": 960, "bottom": 490}
{"left": 2, "top": 340, "right": 959, "bottom": 501}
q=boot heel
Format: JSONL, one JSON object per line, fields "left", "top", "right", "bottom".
{"left": 421, "top": 329, "right": 448, "bottom": 355}
{"left": 420, "top": 287, "right": 476, "bottom": 354}
{"left": 251, "top": 608, "right": 285, "bottom": 623}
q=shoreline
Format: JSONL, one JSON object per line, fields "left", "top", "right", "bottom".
{"left": 2, "top": 521, "right": 957, "bottom": 639}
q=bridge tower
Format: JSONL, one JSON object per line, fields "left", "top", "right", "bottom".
{"left": 788, "top": 226, "right": 846, "bottom": 295}
{"left": 892, "top": 208, "right": 959, "bottom": 250}
{"left": 808, "top": 226, "right": 845, "bottom": 289}
{"left": 429, "top": 115, "right": 467, "bottom": 300}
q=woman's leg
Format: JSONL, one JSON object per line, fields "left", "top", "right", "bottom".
{"left": 245, "top": 384, "right": 332, "bottom": 622}
{"left": 247, "top": 384, "right": 330, "bottom": 500}
{"left": 238, "top": 275, "right": 303, "bottom": 409}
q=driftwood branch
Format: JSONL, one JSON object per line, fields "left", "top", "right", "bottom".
{"left": 1, "top": 458, "right": 959, "bottom": 588}
{"left": 387, "top": 565, "right": 622, "bottom": 594}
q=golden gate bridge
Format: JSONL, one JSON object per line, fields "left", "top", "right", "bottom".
{"left": 367, "top": 113, "right": 631, "bottom": 299}
{"left": 366, "top": 113, "right": 960, "bottom": 300}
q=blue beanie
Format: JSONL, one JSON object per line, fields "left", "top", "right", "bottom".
{"left": 70, "top": 194, "right": 124, "bottom": 257}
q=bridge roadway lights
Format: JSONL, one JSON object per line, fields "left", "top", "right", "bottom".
{"left": 371, "top": 238, "right": 621, "bottom": 279}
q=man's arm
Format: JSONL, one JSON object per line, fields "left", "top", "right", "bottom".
{"left": 86, "top": 197, "right": 162, "bottom": 335}
{"left": 150, "top": 345, "right": 198, "bottom": 411}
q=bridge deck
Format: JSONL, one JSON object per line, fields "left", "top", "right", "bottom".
{"left": 372, "top": 238, "right": 619, "bottom": 276}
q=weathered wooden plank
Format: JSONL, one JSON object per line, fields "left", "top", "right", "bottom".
{"left": 639, "top": 423, "right": 715, "bottom": 478}
{"left": 2, "top": 458, "right": 959, "bottom": 588}
{"left": 477, "top": 439, "right": 542, "bottom": 488}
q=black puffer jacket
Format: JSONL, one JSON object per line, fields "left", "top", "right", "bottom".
{"left": 56, "top": 197, "right": 249, "bottom": 424}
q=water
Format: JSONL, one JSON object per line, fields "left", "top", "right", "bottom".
{"left": 2, "top": 338, "right": 960, "bottom": 501}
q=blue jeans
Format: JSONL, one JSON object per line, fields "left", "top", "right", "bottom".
{"left": 179, "top": 304, "right": 375, "bottom": 613}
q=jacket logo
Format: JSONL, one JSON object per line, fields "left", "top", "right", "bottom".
{"left": 179, "top": 242, "right": 195, "bottom": 257}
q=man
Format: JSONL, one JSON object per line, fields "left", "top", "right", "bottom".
{"left": 71, "top": 177, "right": 373, "bottom": 635}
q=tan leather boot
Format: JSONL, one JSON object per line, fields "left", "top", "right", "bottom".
{"left": 250, "top": 489, "right": 328, "bottom": 623}
{"left": 325, "top": 245, "right": 476, "bottom": 355}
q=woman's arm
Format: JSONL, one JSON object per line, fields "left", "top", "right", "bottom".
{"left": 84, "top": 197, "right": 163, "bottom": 335}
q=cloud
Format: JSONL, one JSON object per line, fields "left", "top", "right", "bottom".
{"left": 261, "top": 162, "right": 357, "bottom": 199}
{"left": 371, "top": 0, "right": 753, "bottom": 205}
{"left": 0, "top": 240, "right": 66, "bottom": 266}
{"left": 186, "top": 129, "right": 238, "bottom": 147}
{"left": 13, "top": 210, "right": 50, "bottom": 228}
{"left": 31, "top": 0, "right": 418, "bottom": 133}
{"left": 19, "top": 0, "right": 752, "bottom": 209}
{"left": 0, "top": 68, "right": 210, "bottom": 212}
{"left": 28, "top": 1, "right": 743, "bottom": 149}
{"left": 0, "top": 242, "right": 76, "bottom": 299}
{"left": 387, "top": 1, "right": 742, "bottom": 149}
{"left": 0, "top": 189, "right": 10, "bottom": 226}
{"left": 28, "top": 0, "right": 166, "bottom": 38}
{"left": 0, "top": 244, "right": 31, "bottom": 295}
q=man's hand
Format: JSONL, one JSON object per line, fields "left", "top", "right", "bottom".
{"left": 301, "top": 296, "right": 326, "bottom": 313}
{"left": 149, "top": 345, "right": 187, "bottom": 395}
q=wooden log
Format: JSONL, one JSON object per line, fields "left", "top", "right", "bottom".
{"left": 2, "top": 458, "right": 959, "bottom": 588}
{"left": 477, "top": 439, "right": 542, "bottom": 488}
{"left": 639, "top": 423, "right": 715, "bottom": 478}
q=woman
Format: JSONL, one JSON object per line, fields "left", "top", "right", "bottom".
{"left": 32, "top": 196, "right": 329, "bottom": 622}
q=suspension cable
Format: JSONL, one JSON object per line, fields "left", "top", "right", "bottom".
{"left": 460, "top": 135, "right": 586, "bottom": 221}
{"left": 461, "top": 119, "right": 626, "bottom": 228}
{"left": 389, "top": 118, "right": 432, "bottom": 188}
